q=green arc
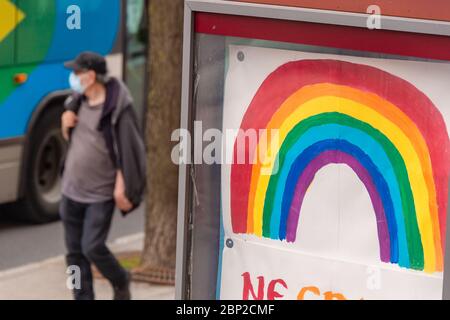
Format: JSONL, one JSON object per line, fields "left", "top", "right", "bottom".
{"left": 260, "top": 112, "right": 423, "bottom": 269}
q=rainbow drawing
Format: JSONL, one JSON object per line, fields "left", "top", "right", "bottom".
{"left": 230, "top": 59, "right": 450, "bottom": 273}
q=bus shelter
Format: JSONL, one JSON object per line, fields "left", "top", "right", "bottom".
{"left": 175, "top": 0, "right": 450, "bottom": 300}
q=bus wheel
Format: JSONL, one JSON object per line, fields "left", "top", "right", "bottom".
{"left": 15, "top": 106, "right": 67, "bottom": 223}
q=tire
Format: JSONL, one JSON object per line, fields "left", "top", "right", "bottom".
{"left": 12, "top": 106, "right": 67, "bottom": 223}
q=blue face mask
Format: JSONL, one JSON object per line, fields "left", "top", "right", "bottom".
{"left": 69, "top": 72, "right": 86, "bottom": 94}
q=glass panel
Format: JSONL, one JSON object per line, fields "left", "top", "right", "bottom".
{"left": 17, "top": 0, "right": 121, "bottom": 64}
{"left": 0, "top": 0, "right": 18, "bottom": 105}
{"left": 16, "top": 0, "right": 55, "bottom": 64}
{"left": 125, "top": 0, "right": 147, "bottom": 129}
{"left": 189, "top": 34, "right": 226, "bottom": 300}
{"left": 0, "top": 0, "right": 17, "bottom": 67}
{"left": 189, "top": 33, "right": 450, "bottom": 300}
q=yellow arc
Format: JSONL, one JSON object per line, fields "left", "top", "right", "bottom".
{"left": 251, "top": 93, "right": 439, "bottom": 273}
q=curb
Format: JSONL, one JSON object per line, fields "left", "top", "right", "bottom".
{"left": 0, "top": 232, "right": 144, "bottom": 281}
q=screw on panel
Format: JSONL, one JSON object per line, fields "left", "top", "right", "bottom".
{"left": 237, "top": 51, "right": 245, "bottom": 62}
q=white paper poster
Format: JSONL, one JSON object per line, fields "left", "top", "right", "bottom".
{"left": 219, "top": 45, "right": 450, "bottom": 300}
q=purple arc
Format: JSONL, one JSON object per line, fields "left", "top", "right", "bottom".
{"left": 285, "top": 150, "right": 390, "bottom": 263}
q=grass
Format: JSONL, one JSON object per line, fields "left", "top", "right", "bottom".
{"left": 119, "top": 254, "right": 142, "bottom": 271}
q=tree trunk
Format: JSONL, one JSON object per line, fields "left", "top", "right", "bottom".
{"left": 139, "top": 0, "right": 184, "bottom": 284}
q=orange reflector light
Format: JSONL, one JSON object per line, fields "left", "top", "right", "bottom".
{"left": 14, "top": 73, "right": 28, "bottom": 85}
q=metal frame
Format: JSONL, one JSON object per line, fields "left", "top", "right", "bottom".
{"left": 175, "top": 1, "right": 195, "bottom": 300}
{"left": 176, "top": 0, "right": 450, "bottom": 300}
{"left": 188, "top": 0, "right": 450, "bottom": 36}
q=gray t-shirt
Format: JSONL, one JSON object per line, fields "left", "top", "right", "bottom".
{"left": 62, "top": 101, "right": 116, "bottom": 203}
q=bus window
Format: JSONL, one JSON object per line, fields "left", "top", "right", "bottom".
{"left": 0, "top": 0, "right": 19, "bottom": 67}
{"left": 125, "top": 0, "right": 148, "bottom": 129}
{"left": 15, "top": 0, "right": 122, "bottom": 65}
{"left": 16, "top": 0, "right": 55, "bottom": 65}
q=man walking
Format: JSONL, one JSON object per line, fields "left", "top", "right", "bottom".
{"left": 60, "top": 52, "right": 146, "bottom": 300}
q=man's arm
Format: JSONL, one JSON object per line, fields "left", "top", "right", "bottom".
{"left": 61, "top": 111, "right": 78, "bottom": 141}
{"left": 114, "top": 170, "right": 133, "bottom": 212}
{"left": 61, "top": 94, "right": 83, "bottom": 141}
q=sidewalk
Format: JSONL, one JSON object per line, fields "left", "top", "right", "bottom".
{"left": 0, "top": 233, "right": 175, "bottom": 300}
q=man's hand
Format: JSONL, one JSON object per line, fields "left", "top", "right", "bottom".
{"left": 61, "top": 110, "right": 78, "bottom": 141}
{"left": 114, "top": 170, "right": 133, "bottom": 212}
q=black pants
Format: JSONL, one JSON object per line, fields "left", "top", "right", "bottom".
{"left": 60, "top": 195, "right": 128, "bottom": 300}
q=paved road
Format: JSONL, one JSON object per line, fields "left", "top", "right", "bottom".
{"left": 0, "top": 204, "right": 145, "bottom": 271}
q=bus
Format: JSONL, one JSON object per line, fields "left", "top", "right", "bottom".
{"left": 0, "top": 0, "right": 148, "bottom": 223}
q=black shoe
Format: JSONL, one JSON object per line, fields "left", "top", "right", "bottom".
{"left": 113, "top": 272, "right": 131, "bottom": 300}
